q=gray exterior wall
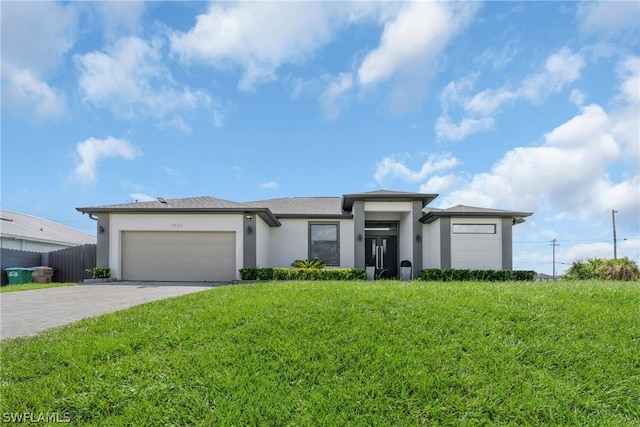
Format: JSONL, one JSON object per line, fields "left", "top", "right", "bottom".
{"left": 97, "top": 215, "right": 110, "bottom": 268}
{"left": 353, "top": 201, "right": 365, "bottom": 269}
{"left": 243, "top": 214, "right": 257, "bottom": 268}
{"left": 439, "top": 217, "right": 451, "bottom": 269}
{"left": 411, "top": 201, "right": 423, "bottom": 278}
{"left": 501, "top": 218, "right": 513, "bottom": 270}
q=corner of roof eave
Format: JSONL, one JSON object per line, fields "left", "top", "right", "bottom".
{"left": 513, "top": 212, "right": 533, "bottom": 225}
{"left": 254, "top": 209, "right": 281, "bottom": 227}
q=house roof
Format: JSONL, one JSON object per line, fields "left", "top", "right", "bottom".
{"left": 421, "top": 205, "right": 533, "bottom": 224}
{"left": 78, "top": 196, "right": 248, "bottom": 210}
{"left": 246, "top": 197, "right": 348, "bottom": 218}
{"left": 76, "top": 196, "right": 281, "bottom": 226}
{"left": 342, "top": 190, "right": 438, "bottom": 210}
{"left": 76, "top": 194, "right": 532, "bottom": 226}
{"left": 0, "top": 210, "right": 96, "bottom": 246}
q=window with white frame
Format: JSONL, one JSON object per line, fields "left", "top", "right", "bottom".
{"left": 309, "top": 222, "right": 339, "bottom": 265}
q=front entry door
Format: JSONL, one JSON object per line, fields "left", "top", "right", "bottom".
{"left": 365, "top": 236, "right": 398, "bottom": 279}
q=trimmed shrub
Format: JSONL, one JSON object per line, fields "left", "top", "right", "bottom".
{"left": 239, "top": 268, "right": 259, "bottom": 280}
{"left": 420, "top": 269, "right": 443, "bottom": 281}
{"left": 513, "top": 270, "right": 536, "bottom": 281}
{"left": 472, "top": 270, "right": 495, "bottom": 281}
{"left": 274, "top": 268, "right": 366, "bottom": 281}
{"left": 256, "top": 267, "right": 274, "bottom": 281}
{"left": 419, "top": 268, "right": 536, "bottom": 282}
{"left": 494, "top": 270, "right": 513, "bottom": 281}
{"left": 241, "top": 267, "right": 366, "bottom": 281}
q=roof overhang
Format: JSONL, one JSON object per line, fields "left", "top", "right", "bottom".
{"left": 341, "top": 191, "right": 438, "bottom": 211}
{"left": 420, "top": 210, "right": 533, "bottom": 225}
{"left": 76, "top": 206, "right": 282, "bottom": 227}
{"left": 275, "top": 213, "right": 353, "bottom": 220}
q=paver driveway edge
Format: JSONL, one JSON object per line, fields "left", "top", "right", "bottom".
{"left": 0, "top": 283, "right": 216, "bottom": 340}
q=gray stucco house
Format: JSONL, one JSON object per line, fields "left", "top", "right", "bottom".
{"left": 77, "top": 190, "right": 532, "bottom": 282}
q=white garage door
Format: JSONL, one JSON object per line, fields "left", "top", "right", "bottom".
{"left": 121, "top": 231, "right": 236, "bottom": 281}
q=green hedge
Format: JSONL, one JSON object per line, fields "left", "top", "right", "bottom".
{"left": 239, "top": 267, "right": 366, "bottom": 281}
{"left": 419, "top": 268, "right": 536, "bottom": 282}
{"left": 240, "top": 267, "right": 534, "bottom": 282}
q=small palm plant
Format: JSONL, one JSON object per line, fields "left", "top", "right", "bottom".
{"left": 291, "top": 258, "right": 326, "bottom": 269}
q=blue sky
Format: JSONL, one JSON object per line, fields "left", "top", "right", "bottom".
{"left": 1, "top": 1, "right": 638, "bottom": 274}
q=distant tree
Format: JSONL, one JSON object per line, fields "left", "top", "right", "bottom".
{"left": 564, "top": 257, "right": 639, "bottom": 281}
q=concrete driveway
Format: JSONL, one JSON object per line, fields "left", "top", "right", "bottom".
{"left": 0, "top": 282, "right": 217, "bottom": 340}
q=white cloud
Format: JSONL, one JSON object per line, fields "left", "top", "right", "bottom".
{"left": 464, "top": 88, "right": 517, "bottom": 116}
{"left": 610, "top": 56, "right": 640, "bottom": 162}
{"left": 436, "top": 47, "right": 586, "bottom": 141}
{"left": 74, "top": 137, "right": 141, "bottom": 182}
{"left": 423, "top": 56, "right": 640, "bottom": 243}
{"left": 435, "top": 115, "right": 495, "bottom": 142}
{"left": 90, "top": 1, "right": 147, "bottom": 40}
{"left": 75, "top": 36, "right": 211, "bottom": 123}
{"left": 1, "top": 1, "right": 77, "bottom": 120}
{"left": 419, "top": 174, "right": 461, "bottom": 194}
{"left": 357, "top": 2, "right": 479, "bottom": 109}
{"left": 1, "top": 1, "right": 77, "bottom": 72}
{"left": 560, "top": 242, "right": 613, "bottom": 265}
{"left": 358, "top": 2, "right": 477, "bottom": 87}
{"left": 164, "top": 167, "right": 181, "bottom": 176}
{"left": 374, "top": 154, "right": 459, "bottom": 185}
{"left": 319, "top": 73, "right": 353, "bottom": 120}
{"left": 1, "top": 67, "right": 67, "bottom": 121}
{"left": 439, "top": 102, "right": 637, "bottom": 224}
{"left": 129, "top": 193, "right": 156, "bottom": 203}
{"left": 578, "top": 1, "right": 640, "bottom": 39}
{"left": 518, "top": 48, "right": 586, "bottom": 103}
{"left": 170, "top": 2, "right": 339, "bottom": 92}
{"left": 166, "top": 117, "right": 192, "bottom": 134}
{"left": 211, "top": 100, "right": 237, "bottom": 129}
{"left": 260, "top": 181, "right": 280, "bottom": 190}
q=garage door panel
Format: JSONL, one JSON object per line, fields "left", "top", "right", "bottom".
{"left": 122, "top": 231, "right": 236, "bottom": 281}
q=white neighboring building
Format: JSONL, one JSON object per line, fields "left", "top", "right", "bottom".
{"left": 0, "top": 210, "right": 96, "bottom": 252}
{"left": 77, "top": 190, "right": 532, "bottom": 282}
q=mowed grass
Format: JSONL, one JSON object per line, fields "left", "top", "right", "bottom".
{"left": 1, "top": 280, "right": 639, "bottom": 426}
{"left": 0, "top": 282, "right": 76, "bottom": 293}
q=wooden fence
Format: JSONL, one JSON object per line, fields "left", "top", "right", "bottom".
{"left": 1, "top": 244, "right": 96, "bottom": 285}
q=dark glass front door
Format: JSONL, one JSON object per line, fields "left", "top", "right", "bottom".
{"left": 365, "top": 236, "right": 398, "bottom": 279}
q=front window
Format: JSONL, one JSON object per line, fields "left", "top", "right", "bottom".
{"left": 309, "top": 223, "right": 339, "bottom": 265}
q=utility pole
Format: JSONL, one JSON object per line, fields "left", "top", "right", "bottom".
{"left": 550, "top": 239, "right": 559, "bottom": 280}
{"left": 612, "top": 209, "right": 618, "bottom": 259}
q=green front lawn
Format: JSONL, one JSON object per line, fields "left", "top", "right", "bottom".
{"left": 0, "top": 282, "right": 76, "bottom": 293}
{"left": 1, "top": 280, "right": 639, "bottom": 425}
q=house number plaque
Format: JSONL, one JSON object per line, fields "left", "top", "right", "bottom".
{"left": 171, "top": 223, "right": 183, "bottom": 228}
